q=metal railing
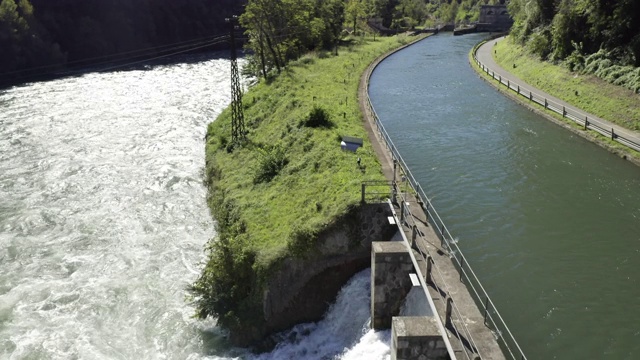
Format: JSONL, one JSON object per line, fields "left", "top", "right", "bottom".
{"left": 364, "top": 48, "right": 527, "bottom": 359}
{"left": 472, "top": 39, "right": 640, "bottom": 153}
{"left": 393, "top": 192, "right": 482, "bottom": 360}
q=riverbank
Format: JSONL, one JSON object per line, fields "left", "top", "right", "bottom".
{"left": 191, "top": 33, "right": 428, "bottom": 349}
{"left": 470, "top": 37, "right": 640, "bottom": 166}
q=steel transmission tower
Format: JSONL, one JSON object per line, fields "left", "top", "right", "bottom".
{"left": 226, "top": 15, "right": 245, "bottom": 143}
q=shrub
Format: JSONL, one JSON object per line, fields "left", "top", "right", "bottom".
{"left": 526, "top": 29, "right": 552, "bottom": 60}
{"left": 254, "top": 144, "right": 289, "bottom": 184}
{"left": 190, "top": 193, "right": 257, "bottom": 328}
{"left": 301, "top": 106, "right": 333, "bottom": 128}
{"left": 286, "top": 223, "right": 319, "bottom": 258}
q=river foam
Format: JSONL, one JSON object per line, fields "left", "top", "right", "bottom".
{"left": 0, "top": 54, "right": 400, "bottom": 359}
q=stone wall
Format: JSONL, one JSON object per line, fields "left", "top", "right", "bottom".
{"left": 477, "top": 5, "right": 513, "bottom": 32}
{"left": 371, "top": 241, "right": 414, "bottom": 330}
{"left": 392, "top": 316, "right": 449, "bottom": 360}
{"left": 254, "top": 203, "right": 396, "bottom": 347}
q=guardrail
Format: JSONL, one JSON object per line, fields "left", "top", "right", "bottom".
{"left": 364, "top": 49, "right": 527, "bottom": 358}
{"left": 472, "top": 39, "right": 640, "bottom": 153}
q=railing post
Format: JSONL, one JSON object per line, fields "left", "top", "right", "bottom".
{"left": 445, "top": 297, "right": 454, "bottom": 326}
{"left": 361, "top": 183, "right": 366, "bottom": 203}
{"left": 392, "top": 181, "right": 398, "bottom": 205}
{"left": 393, "top": 159, "right": 397, "bottom": 183}
{"left": 483, "top": 297, "right": 490, "bottom": 326}
{"left": 425, "top": 201, "right": 430, "bottom": 222}
{"left": 411, "top": 224, "right": 417, "bottom": 248}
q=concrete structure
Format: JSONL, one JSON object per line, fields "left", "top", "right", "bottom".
{"left": 392, "top": 317, "right": 449, "bottom": 360}
{"left": 455, "top": 5, "right": 513, "bottom": 35}
{"left": 477, "top": 5, "right": 513, "bottom": 32}
{"left": 371, "top": 241, "right": 413, "bottom": 329}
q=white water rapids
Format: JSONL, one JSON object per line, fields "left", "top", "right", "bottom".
{"left": 0, "top": 55, "right": 425, "bottom": 359}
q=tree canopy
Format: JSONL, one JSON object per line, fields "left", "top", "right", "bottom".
{"left": 0, "top": 0, "right": 243, "bottom": 85}
{"left": 1, "top": 0, "right": 506, "bottom": 85}
{"left": 509, "top": 0, "right": 640, "bottom": 67}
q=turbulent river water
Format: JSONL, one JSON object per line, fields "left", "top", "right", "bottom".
{"left": 0, "top": 55, "right": 411, "bottom": 359}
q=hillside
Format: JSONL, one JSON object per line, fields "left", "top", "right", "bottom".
{"left": 0, "top": 0, "right": 244, "bottom": 84}
{"left": 508, "top": 0, "right": 640, "bottom": 92}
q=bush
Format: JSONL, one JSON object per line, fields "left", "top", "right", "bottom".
{"left": 583, "top": 49, "right": 640, "bottom": 93}
{"left": 190, "top": 193, "right": 257, "bottom": 328}
{"left": 301, "top": 106, "right": 333, "bottom": 128}
{"left": 286, "top": 223, "right": 319, "bottom": 258}
{"left": 527, "top": 29, "right": 552, "bottom": 60}
{"left": 254, "top": 144, "right": 289, "bottom": 184}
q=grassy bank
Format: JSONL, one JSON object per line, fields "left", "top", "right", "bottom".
{"left": 493, "top": 37, "right": 640, "bottom": 131}
{"left": 191, "top": 34, "right": 420, "bottom": 333}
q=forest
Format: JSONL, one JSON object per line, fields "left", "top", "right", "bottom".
{"left": 508, "top": 0, "right": 640, "bottom": 91}
{"left": 0, "top": 0, "right": 243, "bottom": 84}
{"left": 1, "top": 0, "right": 498, "bottom": 85}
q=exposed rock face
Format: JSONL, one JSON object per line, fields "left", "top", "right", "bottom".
{"left": 230, "top": 203, "right": 395, "bottom": 349}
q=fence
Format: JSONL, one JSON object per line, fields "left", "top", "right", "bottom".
{"left": 363, "top": 47, "right": 527, "bottom": 359}
{"left": 472, "top": 40, "right": 640, "bottom": 153}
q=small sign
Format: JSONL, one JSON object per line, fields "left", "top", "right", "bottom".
{"left": 409, "top": 273, "right": 420, "bottom": 287}
{"left": 340, "top": 136, "right": 363, "bottom": 152}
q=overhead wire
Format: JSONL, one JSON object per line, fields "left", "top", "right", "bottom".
{"left": 1, "top": 22, "right": 327, "bottom": 84}
{"left": 0, "top": 32, "right": 242, "bottom": 82}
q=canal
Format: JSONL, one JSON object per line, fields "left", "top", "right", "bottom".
{"left": 369, "top": 33, "right": 640, "bottom": 359}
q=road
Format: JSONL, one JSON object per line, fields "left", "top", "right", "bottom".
{"left": 476, "top": 37, "right": 640, "bottom": 149}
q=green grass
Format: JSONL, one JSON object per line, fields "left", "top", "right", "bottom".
{"left": 206, "top": 34, "right": 416, "bottom": 266}
{"left": 493, "top": 37, "right": 640, "bottom": 131}
{"left": 469, "top": 40, "right": 640, "bottom": 163}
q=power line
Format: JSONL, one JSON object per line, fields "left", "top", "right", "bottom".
{"left": 0, "top": 34, "right": 235, "bottom": 83}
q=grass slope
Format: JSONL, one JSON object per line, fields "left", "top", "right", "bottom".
{"left": 493, "top": 37, "right": 640, "bottom": 131}
{"left": 205, "top": 35, "right": 413, "bottom": 267}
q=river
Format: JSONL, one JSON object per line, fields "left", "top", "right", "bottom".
{"left": 4, "top": 33, "right": 639, "bottom": 360}
{"left": 369, "top": 33, "right": 640, "bottom": 359}
{"left": 0, "top": 55, "right": 404, "bottom": 359}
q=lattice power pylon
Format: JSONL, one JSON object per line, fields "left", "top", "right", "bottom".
{"left": 226, "top": 15, "right": 245, "bottom": 143}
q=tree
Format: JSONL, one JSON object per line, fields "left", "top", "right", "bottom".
{"left": 345, "top": 0, "right": 366, "bottom": 35}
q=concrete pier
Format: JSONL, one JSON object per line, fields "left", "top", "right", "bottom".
{"left": 392, "top": 316, "right": 449, "bottom": 360}
{"left": 371, "top": 241, "right": 413, "bottom": 329}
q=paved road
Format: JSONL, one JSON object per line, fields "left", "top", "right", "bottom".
{"left": 476, "top": 37, "right": 640, "bottom": 149}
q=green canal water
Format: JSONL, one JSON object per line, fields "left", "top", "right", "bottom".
{"left": 369, "top": 33, "right": 640, "bottom": 359}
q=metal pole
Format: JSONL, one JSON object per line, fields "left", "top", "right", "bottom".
{"left": 411, "top": 225, "right": 417, "bottom": 248}
{"left": 226, "top": 15, "right": 245, "bottom": 144}
{"left": 483, "top": 297, "right": 490, "bottom": 326}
